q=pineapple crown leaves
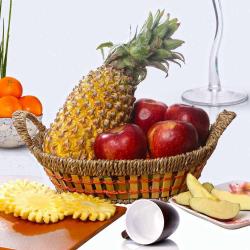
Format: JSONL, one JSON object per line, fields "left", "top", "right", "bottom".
{"left": 97, "top": 10, "right": 184, "bottom": 84}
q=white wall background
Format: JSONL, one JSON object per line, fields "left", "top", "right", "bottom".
{"left": 2, "top": 0, "right": 249, "bottom": 126}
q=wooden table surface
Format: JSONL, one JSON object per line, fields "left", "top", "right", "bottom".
{"left": 0, "top": 206, "right": 126, "bottom": 250}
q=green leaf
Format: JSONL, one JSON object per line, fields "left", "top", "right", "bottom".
{"left": 130, "top": 26, "right": 138, "bottom": 43}
{"left": 0, "top": 39, "right": 3, "bottom": 75}
{"left": 164, "top": 39, "right": 184, "bottom": 50}
{"left": 129, "top": 45, "right": 150, "bottom": 61}
{"left": 3, "top": 0, "right": 12, "bottom": 78}
{"left": 149, "top": 61, "right": 169, "bottom": 74}
{"left": 150, "top": 36, "right": 162, "bottom": 50}
{"left": 152, "top": 10, "right": 165, "bottom": 30}
{"left": 137, "top": 34, "right": 147, "bottom": 46}
{"left": 140, "top": 12, "right": 153, "bottom": 32}
{"left": 96, "top": 41, "right": 114, "bottom": 60}
{"left": 96, "top": 41, "right": 114, "bottom": 50}
{"left": 155, "top": 23, "right": 168, "bottom": 39}
{"left": 102, "top": 10, "right": 184, "bottom": 76}
{"left": 165, "top": 19, "right": 180, "bottom": 38}
{"left": 163, "top": 60, "right": 170, "bottom": 70}
{"left": 168, "top": 59, "right": 182, "bottom": 67}
{"left": 154, "top": 14, "right": 170, "bottom": 39}
{"left": 147, "top": 12, "right": 153, "bottom": 30}
{"left": 138, "top": 29, "right": 152, "bottom": 46}
{"left": 153, "top": 49, "right": 172, "bottom": 60}
{"left": 171, "top": 52, "right": 185, "bottom": 62}
{"left": 105, "top": 45, "right": 127, "bottom": 64}
{"left": 1, "top": 19, "right": 4, "bottom": 78}
{"left": 0, "top": 0, "right": 2, "bottom": 19}
{"left": 114, "top": 45, "right": 128, "bottom": 57}
{"left": 136, "top": 68, "right": 147, "bottom": 82}
{"left": 122, "top": 57, "right": 136, "bottom": 68}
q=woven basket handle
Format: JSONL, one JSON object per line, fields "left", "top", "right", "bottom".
{"left": 12, "top": 110, "right": 46, "bottom": 150}
{"left": 206, "top": 110, "right": 236, "bottom": 146}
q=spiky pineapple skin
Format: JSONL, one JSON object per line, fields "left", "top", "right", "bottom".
{"left": 44, "top": 66, "right": 136, "bottom": 159}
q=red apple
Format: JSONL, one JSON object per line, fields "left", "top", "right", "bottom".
{"left": 132, "top": 98, "right": 168, "bottom": 134}
{"left": 94, "top": 124, "right": 147, "bottom": 160}
{"left": 147, "top": 120, "right": 199, "bottom": 158}
{"left": 165, "top": 104, "right": 210, "bottom": 145}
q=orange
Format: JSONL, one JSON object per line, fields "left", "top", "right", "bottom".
{"left": 0, "top": 96, "right": 23, "bottom": 118}
{"left": 0, "top": 76, "right": 23, "bottom": 98}
{"left": 19, "top": 95, "right": 43, "bottom": 116}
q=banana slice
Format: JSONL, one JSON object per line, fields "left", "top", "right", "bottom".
{"left": 0, "top": 180, "right": 64, "bottom": 224}
{"left": 60, "top": 192, "right": 116, "bottom": 221}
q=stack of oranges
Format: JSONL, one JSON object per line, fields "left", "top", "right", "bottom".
{"left": 0, "top": 77, "right": 43, "bottom": 118}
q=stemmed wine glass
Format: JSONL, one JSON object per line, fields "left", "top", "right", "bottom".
{"left": 182, "top": 0, "right": 248, "bottom": 107}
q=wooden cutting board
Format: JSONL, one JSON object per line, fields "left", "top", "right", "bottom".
{"left": 0, "top": 206, "right": 126, "bottom": 250}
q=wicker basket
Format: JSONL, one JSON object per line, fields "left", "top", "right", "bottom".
{"left": 12, "top": 110, "right": 235, "bottom": 204}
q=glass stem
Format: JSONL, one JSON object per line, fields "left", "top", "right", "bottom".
{"left": 208, "top": 0, "right": 223, "bottom": 92}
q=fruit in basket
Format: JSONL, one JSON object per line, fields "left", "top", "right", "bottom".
{"left": 132, "top": 98, "right": 167, "bottom": 134}
{"left": 60, "top": 192, "right": 116, "bottom": 221}
{"left": 19, "top": 95, "right": 43, "bottom": 116}
{"left": 0, "top": 96, "right": 22, "bottom": 118}
{"left": 165, "top": 104, "right": 210, "bottom": 145}
{"left": 189, "top": 198, "right": 240, "bottom": 220}
{"left": 211, "top": 189, "right": 250, "bottom": 210}
{"left": 147, "top": 120, "right": 198, "bottom": 158}
{"left": 94, "top": 124, "right": 147, "bottom": 160}
{"left": 43, "top": 10, "right": 184, "bottom": 160}
{"left": 0, "top": 76, "right": 23, "bottom": 98}
{"left": 0, "top": 180, "right": 65, "bottom": 224}
{"left": 174, "top": 182, "right": 214, "bottom": 206}
{"left": 186, "top": 173, "right": 217, "bottom": 200}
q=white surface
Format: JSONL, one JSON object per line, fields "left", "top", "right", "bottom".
{"left": 0, "top": 0, "right": 250, "bottom": 249}
{"left": 169, "top": 181, "right": 250, "bottom": 229}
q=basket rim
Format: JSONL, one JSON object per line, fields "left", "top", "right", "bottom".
{"left": 12, "top": 109, "right": 236, "bottom": 176}
{"left": 34, "top": 135, "right": 214, "bottom": 164}
{"left": 31, "top": 133, "right": 216, "bottom": 176}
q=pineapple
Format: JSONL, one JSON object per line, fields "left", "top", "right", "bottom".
{"left": 0, "top": 180, "right": 65, "bottom": 224}
{"left": 44, "top": 10, "right": 184, "bottom": 159}
{"left": 60, "top": 192, "right": 116, "bottom": 221}
{"left": 0, "top": 180, "right": 116, "bottom": 223}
